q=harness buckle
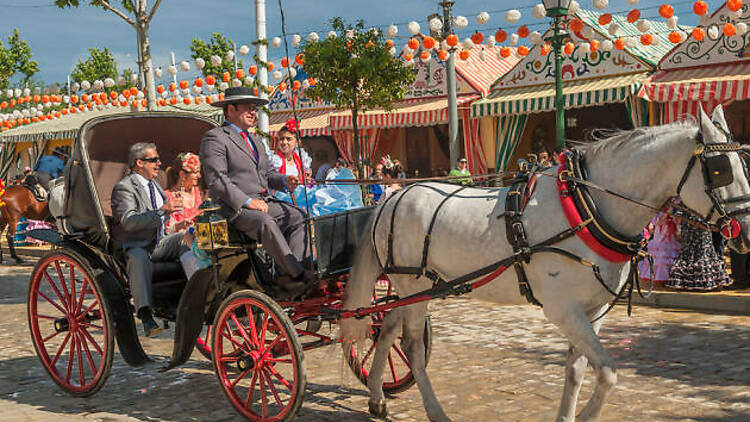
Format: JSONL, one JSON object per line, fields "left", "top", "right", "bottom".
{"left": 575, "top": 217, "right": 594, "bottom": 232}
{"left": 693, "top": 144, "right": 705, "bottom": 156}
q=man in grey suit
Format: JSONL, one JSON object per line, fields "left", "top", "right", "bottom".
{"left": 111, "top": 142, "right": 184, "bottom": 337}
{"left": 201, "top": 87, "right": 312, "bottom": 288}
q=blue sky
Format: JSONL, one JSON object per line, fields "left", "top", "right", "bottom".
{"left": 1, "top": 0, "right": 705, "bottom": 87}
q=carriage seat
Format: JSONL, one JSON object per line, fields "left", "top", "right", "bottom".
{"left": 151, "top": 260, "right": 186, "bottom": 284}
{"left": 227, "top": 228, "right": 258, "bottom": 249}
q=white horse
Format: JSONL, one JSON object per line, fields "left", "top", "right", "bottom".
{"left": 341, "top": 105, "right": 750, "bottom": 422}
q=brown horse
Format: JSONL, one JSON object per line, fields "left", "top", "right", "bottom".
{"left": 0, "top": 185, "right": 49, "bottom": 264}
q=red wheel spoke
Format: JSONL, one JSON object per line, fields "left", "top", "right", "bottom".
{"left": 43, "top": 271, "right": 69, "bottom": 311}
{"left": 267, "top": 364, "right": 293, "bottom": 390}
{"left": 262, "top": 369, "right": 284, "bottom": 410}
{"left": 51, "top": 332, "right": 72, "bottom": 366}
{"left": 65, "top": 333, "right": 76, "bottom": 383}
{"left": 246, "top": 305, "right": 260, "bottom": 347}
{"left": 387, "top": 353, "right": 399, "bottom": 384}
{"left": 262, "top": 335, "right": 283, "bottom": 356}
{"left": 260, "top": 368, "right": 268, "bottom": 418}
{"left": 230, "top": 313, "right": 255, "bottom": 348}
{"left": 42, "top": 331, "right": 61, "bottom": 342}
{"left": 37, "top": 285, "right": 67, "bottom": 315}
{"left": 79, "top": 327, "right": 103, "bottom": 356}
{"left": 230, "top": 368, "right": 252, "bottom": 388}
{"left": 244, "top": 369, "right": 260, "bottom": 408}
{"left": 75, "top": 280, "right": 93, "bottom": 316}
{"left": 54, "top": 261, "right": 71, "bottom": 310}
{"left": 37, "top": 314, "right": 58, "bottom": 320}
{"left": 259, "top": 313, "right": 270, "bottom": 349}
{"left": 267, "top": 358, "right": 293, "bottom": 364}
{"left": 69, "top": 264, "right": 76, "bottom": 311}
{"left": 222, "top": 328, "right": 250, "bottom": 352}
{"left": 79, "top": 322, "right": 103, "bottom": 330}
{"left": 360, "top": 342, "right": 377, "bottom": 368}
{"left": 219, "top": 356, "right": 239, "bottom": 363}
{"left": 79, "top": 330, "right": 98, "bottom": 376}
{"left": 392, "top": 344, "right": 412, "bottom": 369}
{"left": 75, "top": 333, "right": 86, "bottom": 386}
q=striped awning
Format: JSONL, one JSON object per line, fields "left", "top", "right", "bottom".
{"left": 269, "top": 108, "right": 333, "bottom": 137}
{"left": 640, "top": 62, "right": 750, "bottom": 103}
{"left": 329, "top": 95, "right": 478, "bottom": 130}
{"left": 472, "top": 73, "right": 647, "bottom": 118}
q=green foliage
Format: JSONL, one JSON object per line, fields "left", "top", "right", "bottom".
{"left": 121, "top": 68, "right": 136, "bottom": 86}
{"left": 54, "top": 0, "right": 135, "bottom": 14}
{"left": 71, "top": 48, "right": 119, "bottom": 87}
{"left": 0, "top": 29, "right": 39, "bottom": 89}
{"left": 190, "top": 32, "right": 243, "bottom": 78}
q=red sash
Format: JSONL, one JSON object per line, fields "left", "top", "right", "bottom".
{"left": 276, "top": 151, "right": 303, "bottom": 176}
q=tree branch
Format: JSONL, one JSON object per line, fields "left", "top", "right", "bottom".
{"left": 146, "top": 0, "right": 163, "bottom": 23}
{"left": 98, "top": 0, "right": 136, "bottom": 26}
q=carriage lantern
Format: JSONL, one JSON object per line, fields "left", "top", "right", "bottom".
{"left": 194, "top": 199, "right": 229, "bottom": 250}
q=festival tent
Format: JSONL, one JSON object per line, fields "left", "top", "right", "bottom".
{"left": 471, "top": 9, "right": 680, "bottom": 172}
{"left": 639, "top": 3, "right": 750, "bottom": 138}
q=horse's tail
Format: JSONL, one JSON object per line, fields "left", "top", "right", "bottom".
{"left": 340, "top": 218, "right": 382, "bottom": 343}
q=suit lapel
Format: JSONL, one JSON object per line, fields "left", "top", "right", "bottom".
{"left": 130, "top": 174, "right": 153, "bottom": 210}
{"left": 223, "top": 125, "right": 257, "bottom": 164}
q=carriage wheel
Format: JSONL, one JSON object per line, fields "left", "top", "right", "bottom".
{"left": 27, "top": 251, "right": 114, "bottom": 397}
{"left": 347, "top": 276, "right": 432, "bottom": 395}
{"left": 195, "top": 324, "right": 213, "bottom": 361}
{"left": 212, "top": 290, "right": 306, "bottom": 422}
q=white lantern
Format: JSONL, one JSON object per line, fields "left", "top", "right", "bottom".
{"left": 730, "top": 9, "right": 743, "bottom": 20}
{"left": 637, "top": 20, "right": 651, "bottom": 33}
{"left": 104, "top": 78, "right": 115, "bottom": 88}
{"left": 601, "top": 39, "right": 614, "bottom": 51}
{"left": 93, "top": 80, "right": 104, "bottom": 90}
{"left": 389, "top": 47, "right": 396, "bottom": 56}
{"left": 479, "top": 49, "right": 486, "bottom": 61}
{"left": 529, "top": 31, "right": 543, "bottom": 45}
{"left": 118, "top": 75, "right": 126, "bottom": 85}
{"left": 386, "top": 24, "right": 398, "bottom": 38}
{"left": 272, "top": 70, "right": 282, "bottom": 80}
{"left": 346, "top": 29, "right": 355, "bottom": 39}
{"left": 180, "top": 61, "right": 190, "bottom": 72}
{"left": 487, "top": 38, "right": 496, "bottom": 48}
{"left": 225, "top": 50, "right": 234, "bottom": 62}
{"left": 195, "top": 58, "right": 206, "bottom": 69}
{"left": 582, "top": 27, "right": 594, "bottom": 39}
{"left": 5, "top": 89, "right": 12, "bottom": 97}
{"left": 308, "top": 32, "right": 319, "bottom": 42}
{"left": 210, "top": 55, "right": 222, "bottom": 67}
{"left": 625, "top": 37, "right": 637, "bottom": 48}
{"left": 593, "top": 0, "right": 607, "bottom": 10}
{"left": 568, "top": 1, "right": 580, "bottom": 15}
{"left": 532, "top": 4, "right": 547, "bottom": 19}
{"left": 407, "top": 21, "right": 420, "bottom": 35}
{"left": 509, "top": 33, "right": 519, "bottom": 46}
{"left": 505, "top": 10, "right": 521, "bottom": 24}
{"left": 231, "top": 78, "right": 242, "bottom": 88}
{"left": 302, "top": 79, "right": 310, "bottom": 89}
{"left": 666, "top": 16, "right": 679, "bottom": 29}
{"left": 181, "top": 88, "right": 189, "bottom": 96}
{"left": 80, "top": 81, "right": 91, "bottom": 91}
{"left": 238, "top": 45, "right": 249, "bottom": 56}
{"left": 136, "top": 90, "right": 144, "bottom": 99}
{"left": 737, "top": 23, "right": 748, "bottom": 36}
{"left": 63, "top": 95, "right": 70, "bottom": 103}
{"left": 477, "top": 12, "right": 490, "bottom": 25}
{"left": 219, "top": 82, "right": 229, "bottom": 91}
{"left": 608, "top": 23, "right": 620, "bottom": 36}
{"left": 708, "top": 25, "right": 720, "bottom": 40}
{"left": 291, "top": 34, "right": 302, "bottom": 47}
{"left": 71, "top": 83, "right": 80, "bottom": 92}
{"left": 327, "top": 31, "right": 337, "bottom": 39}
{"left": 429, "top": 18, "right": 443, "bottom": 32}
{"left": 462, "top": 38, "right": 475, "bottom": 50}
{"left": 651, "top": 36, "right": 660, "bottom": 46}
{"left": 130, "top": 73, "right": 138, "bottom": 83}
{"left": 244, "top": 76, "right": 254, "bottom": 85}
{"left": 160, "top": 90, "right": 169, "bottom": 99}
{"left": 206, "top": 84, "right": 215, "bottom": 92}
{"left": 272, "top": 36, "right": 282, "bottom": 48}
{"left": 580, "top": 42, "right": 591, "bottom": 53}
{"left": 167, "top": 65, "right": 178, "bottom": 76}
{"left": 192, "top": 85, "right": 202, "bottom": 95}
{"left": 33, "top": 86, "right": 41, "bottom": 95}
{"left": 628, "top": 0, "right": 638, "bottom": 4}
{"left": 454, "top": 16, "right": 469, "bottom": 29}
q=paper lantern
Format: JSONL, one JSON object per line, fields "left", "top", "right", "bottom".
{"left": 569, "top": 18, "right": 583, "bottom": 33}
{"left": 471, "top": 32, "right": 485, "bottom": 44}
{"left": 446, "top": 34, "right": 459, "bottom": 47}
{"left": 724, "top": 23, "right": 737, "bottom": 37}
{"left": 495, "top": 29, "right": 508, "bottom": 43}
{"left": 459, "top": 50, "right": 471, "bottom": 61}
{"left": 509, "top": 33, "right": 519, "bottom": 46}
{"left": 518, "top": 25, "right": 530, "bottom": 38}
{"left": 225, "top": 50, "right": 234, "bottom": 62}
{"left": 438, "top": 49, "right": 449, "bottom": 61}
{"left": 505, "top": 9, "right": 521, "bottom": 24}
{"left": 463, "top": 38, "right": 475, "bottom": 50}
{"left": 594, "top": 0, "right": 608, "bottom": 9}
{"left": 295, "top": 53, "right": 305, "bottom": 65}
{"left": 403, "top": 53, "right": 414, "bottom": 62}
{"left": 599, "top": 13, "right": 613, "bottom": 25}
{"left": 569, "top": 1, "right": 581, "bottom": 15}
{"left": 80, "top": 80, "right": 91, "bottom": 91}
{"left": 408, "top": 38, "right": 420, "bottom": 50}
{"left": 98, "top": 92, "right": 106, "bottom": 102}
{"left": 737, "top": 22, "right": 748, "bottom": 35}
{"left": 659, "top": 4, "right": 674, "bottom": 18}
{"left": 590, "top": 39, "right": 601, "bottom": 52}
{"left": 386, "top": 24, "right": 398, "bottom": 37}
{"left": 627, "top": 9, "right": 641, "bottom": 23}
{"left": 517, "top": 45, "right": 530, "bottom": 56}
{"left": 210, "top": 55, "right": 222, "bottom": 67}
{"left": 608, "top": 23, "right": 620, "bottom": 36}
{"left": 629, "top": 0, "right": 639, "bottom": 4}
{"left": 407, "top": 21, "right": 420, "bottom": 35}
{"left": 81, "top": 94, "right": 90, "bottom": 102}
{"left": 271, "top": 36, "right": 282, "bottom": 48}
{"left": 692, "top": 27, "right": 706, "bottom": 41}
{"left": 206, "top": 75, "right": 217, "bottom": 86}
{"left": 532, "top": 4, "right": 546, "bottom": 19}
{"left": 499, "top": 47, "right": 512, "bottom": 58}
{"left": 308, "top": 32, "right": 319, "bottom": 42}
{"left": 708, "top": 25, "right": 720, "bottom": 40}
{"left": 564, "top": 42, "right": 575, "bottom": 55}
{"left": 180, "top": 61, "right": 190, "bottom": 72}
{"left": 222, "top": 71, "right": 231, "bottom": 83}
{"left": 540, "top": 43, "right": 552, "bottom": 56}
{"left": 641, "top": 34, "right": 654, "bottom": 45}
{"left": 291, "top": 34, "right": 302, "bottom": 47}
{"left": 667, "top": 16, "right": 679, "bottom": 29}
{"left": 179, "top": 80, "right": 189, "bottom": 90}
{"left": 32, "top": 94, "right": 40, "bottom": 103}
{"left": 454, "top": 15, "right": 469, "bottom": 29}
{"left": 614, "top": 38, "right": 626, "bottom": 50}
{"left": 385, "top": 39, "right": 395, "bottom": 49}
{"left": 728, "top": 0, "right": 743, "bottom": 12}
{"left": 267, "top": 62, "right": 274, "bottom": 71}
{"left": 419, "top": 51, "right": 431, "bottom": 62}
{"left": 281, "top": 57, "right": 289, "bottom": 68}
{"left": 327, "top": 31, "right": 337, "bottom": 40}
{"left": 422, "top": 36, "right": 436, "bottom": 50}
{"left": 669, "top": 31, "right": 682, "bottom": 43}
{"left": 476, "top": 11, "right": 490, "bottom": 25}
{"left": 694, "top": 1, "right": 710, "bottom": 16}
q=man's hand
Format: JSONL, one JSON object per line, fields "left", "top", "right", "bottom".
{"left": 161, "top": 196, "right": 183, "bottom": 214}
{"left": 246, "top": 198, "right": 269, "bottom": 213}
{"left": 286, "top": 175, "right": 300, "bottom": 191}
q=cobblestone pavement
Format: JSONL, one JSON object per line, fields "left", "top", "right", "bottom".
{"left": 1, "top": 264, "right": 749, "bottom": 422}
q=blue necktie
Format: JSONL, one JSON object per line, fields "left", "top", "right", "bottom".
{"left": 148, "top": 181, "right": 164, "bottom": 243}
{"left": 240, "top": 130, "right": 259, "bottom": 162}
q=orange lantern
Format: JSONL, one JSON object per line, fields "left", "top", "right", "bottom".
{"left": 99, "top": 92, "right": 107, "bottom": 101}
{"left": 728, "top": 0, "right": 743, "bottom": 12}
{"left": 129, "top": 87, "right": 138, "bottom": 96}
{"left": 205, "top": 96, "right": 213, "bottom": 104}
{"left": 248, "top": 65, "right": 258, "bottom": 76}
{"left": 308, "top": 77, "right": 317, "bottom": 86}
{"left": 614, "top": 38, "right": 626, "bottom": 50}
{"left": 408, "top": 38, "right": 420, "bottom": 50}
{"left": 32, "top": 94, "right": 40, "bottom": 103}
{"left": 236, "top": 69, "right": 245, "bottom": 79}
{"left": 471, "top": 32, "right": 485, "bottom": 44}
{"left": 32, "top": 117, "right": 39, "bottom": 123}
{"left": 41, "top": 95, "right": 49, "bottom": 103}
{"left": 518, "top": 45, "right": 530, "bottom": 56}
{"left": 206, "top": 75, "right": 216, "bottom": 85}
{"left": 70, "top": 107, "right": 77, "bottom": 114}
{"left": 168, "top": 83, "right": 176, "bottom": 92}
{"left": 564, "top": 42, "right": 575, "bottom": 55}
{"left": 518, "top": 25, "right": 530, "bottom": 38}
{"left": 627, "top": 9, "right": 641, "bottom": 23}
{"left": 130, "top": 100, "right": 138, "bottom": 108}
{"left": 111, "top": 90, "right": 119, "bottom": 99}
{"left": 692, "top": 27, "right": 706, "bottom": 41}
{"left": 81, "top": 94, "right": 90, "bottom": 102}
{"left": 403, "top": 53, "right": 414, "bottom": 61}
{"left": 0, "top": 102, "right": 5, "bottom": 109}
{"left": 386, "top": 39, "right": 394, "bottom": 48}
{"left": 78, "top": 104, "right": 85, "bottom": 111}
{"left": 500, "top": 47, "right": 512, "bottom": 58}
{"left": 9, "top": 99, "right": 16, "bottom": 107}
{"left": 169, "top": 97, "right": 178, "bottom": 105}
{"left": 495, "top": 29, "right": 507, "bottom": 43}
{"left": 590, "top": 40, "right": 600, "bottom": 52}
{"left": 422, "top": 36, "right": 436, "bottom": 49}
{"left": 123, "top": 89, "right": 131, "bottom": 99}
{"left": 438, "top": 49, "right": 449, "bottom": 61}
{"left": 295, "top": 54, "right": 305, "bottom": 65}
{"left": 61, "top": 108, "right": 68, "bottom": 115}
{"left": 140, "top": 99, "right": 146, "bottom": 107}
{"left": 293, "top": 80, "right": 301, "bottom": 90}
{"left": 195, "top": 97, "right": 202, "bottom": 105}
{"left": 724, "top": 23, "right": 737, "bottom": 37}
{"left": 365, "top": 40, "right": 375, "bottom": 49}
{"left": 659, "top": 4, "right": 675, "bottom": 18}
{"left": 693, "top": 0, "right": 708, "bottom": 15}
{"left": 55, "top": 111, "right": 61, "bottom": 118}
{"left": 641, "top": 34, "right": 654, "bottom": 45}
{"left": 120, "top": 100, "right": 128, "bottom": 107}
{"left": 183, "top": 97, "right": 190, "bottom": 105}
{"left": 281, "top": 57, "right": 289, "bottom": 68}
{"left": 459, "top": 50, "right": 470, "bottom": 60}
{"left": 569, "top": 18, "right": 583, "bottom": 33}
{"left": 279, "top": 82, "right": 287, "bottom": 92}
{"left": 669, "top": 31, "right": 682, "bottom": 43}
{"left": 222, "top": 72, "right": 230, "bottom": 82}
{"left": 267, "top": 62, "right": 274, "bottom": 71}
{"left": 446, "top": 34, "right": 459, "bottom": 47}
{"left": 218, "top": 93, "right": 225, "bottom": 101}
{"left": 420, "top": 50, "right": 431, "bottom": 60}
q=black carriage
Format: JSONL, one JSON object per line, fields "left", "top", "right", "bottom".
{"left": 26, "top": 112, "right": 431, "bottom": 421}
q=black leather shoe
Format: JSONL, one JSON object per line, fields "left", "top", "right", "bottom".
{"left": 143, "top": 317, "right": 162, "bottom": 337}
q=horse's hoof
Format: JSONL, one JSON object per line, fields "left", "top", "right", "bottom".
{"left": 14, "top": 258, "right": 24, "bottom": 265}
{"left": 368, "top": 399, "right": 387, "bottom": 418}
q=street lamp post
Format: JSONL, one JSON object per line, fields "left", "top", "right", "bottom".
{"left": 438, "top": 0, "right": 459, "bottom": 169}
{"left": 542, "top": 0, "right": 571, "bottom": 149}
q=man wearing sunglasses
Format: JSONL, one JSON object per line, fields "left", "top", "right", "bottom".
{"left": 111, "top": 142, "right": 185, "bottom": 337}
{"left": 448, "top": 157, "right": 473, "bottom": 185}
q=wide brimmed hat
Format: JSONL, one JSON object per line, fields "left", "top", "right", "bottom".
{"left": 210, "top": 87, "right": 269, "bottom": 107}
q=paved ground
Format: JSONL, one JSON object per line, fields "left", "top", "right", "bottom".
{"left": 1, "top": 263, "right": 749, "bottom": 422}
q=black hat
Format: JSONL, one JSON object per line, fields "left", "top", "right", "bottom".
{"left": 210, "top": 87, "right": 269, "bottom": 107}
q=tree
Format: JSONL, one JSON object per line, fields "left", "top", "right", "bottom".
{"left": 301, "top": 18, "right": 415, "bottom": 175}
{"left": 0, "top": 29, "right": 39, "bottom": 89}
{"left": 71, "top": 48, "right": 119, "bottom": 86}
{"left": 54, "top": 0, "right": 164, "bottom": 110}
{"left": 190, "top": 32, "right": 243, "bottom": 78}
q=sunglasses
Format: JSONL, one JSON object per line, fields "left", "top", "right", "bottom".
{"left": 140, "top": 156, "right": 161, "bottom": 163}
{"left": 458, "top": 160, "right": 468, "bottom": 164}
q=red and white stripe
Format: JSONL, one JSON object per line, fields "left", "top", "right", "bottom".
{"left": 642, "top": 62, "right": 750, "bottom": 103}
{"left": 456, "top": 46, "right": 520, "bottom": 96}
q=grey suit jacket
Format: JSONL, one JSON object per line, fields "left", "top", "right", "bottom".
{"left": 200, "top": 123, "right": 286, "bottom": 219}
{"left": 110, "top": 172, "right": 167, "bottom": 250}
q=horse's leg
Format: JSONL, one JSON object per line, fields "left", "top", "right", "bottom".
{"left": 365, "top": 307, "right": 404, "bottom": 418}
{"left": 5, "top": 217, "right": 21, "bottom": 264}
{"left": 555, "top": 316, "right": 605, "bottom": 422}
{"left": 546, "top": 306, "right": 615, "bottom": 422}
{"left": 0, "top": 214, "right": 6, "bottom": 264}
{"left": 401, "top": 301, "right": 451, "bottom": 422}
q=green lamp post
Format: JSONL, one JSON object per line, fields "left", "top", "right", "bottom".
{"left": 542, "top": 0, "right": 571, "bottom": 149}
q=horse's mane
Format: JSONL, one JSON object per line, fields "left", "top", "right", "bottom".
{"left": 577, "top": 119, "right": 698, "bottom": 160}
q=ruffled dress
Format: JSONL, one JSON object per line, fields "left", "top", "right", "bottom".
{"left": 638, "top": 212, "right": 680, "bottom": 283}
{"left": 666, "top": 221, "right": 731, "bottom": 290}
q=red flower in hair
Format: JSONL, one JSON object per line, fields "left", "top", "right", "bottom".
{"left": 284, "top": 117, "right": 299, "bottom": 133}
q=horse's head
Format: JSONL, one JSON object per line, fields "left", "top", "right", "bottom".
{"left": 678, "top": 104, "right": 750, "bottom": 254}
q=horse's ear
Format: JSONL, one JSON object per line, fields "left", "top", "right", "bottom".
{"left": 711, "top": 104, "right": 731, "bottom": 135}
{"left": 698, "top": 103, "right": 717, "bottom": 140}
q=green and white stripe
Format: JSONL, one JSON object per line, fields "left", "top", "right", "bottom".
{"left": 495, "top": 114, "right": 528, "bottom": 171}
